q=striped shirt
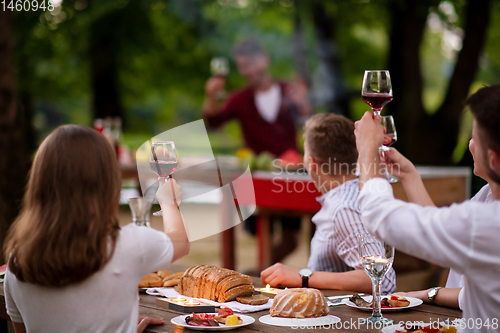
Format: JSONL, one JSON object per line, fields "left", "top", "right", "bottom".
{"left": 307, "top": 178, "right": 396, "bottom": 294}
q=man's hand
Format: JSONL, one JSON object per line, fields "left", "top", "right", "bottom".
{"left": 380, "top": 148, "right": 418, "bottom": 182}
{"left": 156, "top": 178, "right": 182, "bottom": 206}
{"left": 205, "top": 77, "right": 226, "bottom": 98}
{"left": 260, "top": 263, "right": 302, "bottom": 288}
{"left": 354, "top": 111, "right": 384, "bottom": 154}
{"left": 138, "top": 316, "right": 164, "bottom": 333}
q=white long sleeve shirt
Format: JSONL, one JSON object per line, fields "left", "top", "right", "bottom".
{"left": 358, "top": 178, "right": 500, "bottom": 332}
{"left": 446, "top": 184, "right": 494, "bottom": 310}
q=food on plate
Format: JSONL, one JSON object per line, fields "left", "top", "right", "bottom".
{"left": 162, "top": 271, "right": 184, "bottom": 282}
{"left": 395, "top": 323, "right": 457, "bottom": 333}
{"left": 214, "top": 308, "right": 235, "bottom": 324}
{"left": 175, "top": 265, "right": 254, "bottom": 303}
{"left": 139, "top": 270, "right": 185, "bottom": 289}
{"left": 388, "top": 294, "right": 411, "bottom": 307}
{"left": 269, "top": 288, "right": 329, "bottom": 318}
{"left": 349, "top": 294, "right": 372, "bottom": 308}
{"left": 185, "top": 313, "right": 219, "bottom": 327}
{"left": 163, "top": 278, "right": 180, "bottom": 287}
{"left": 138, "top": 273, "right": 163, "bottom": 288}
{"left": 349, "top": 293, "right": 411, "bottom": 308}
{"left": 225, "top": 315, "right": 243, "bottom": 326}
{"left": 236, "top": 294, "right": 269, "bottom": 305}
{"left": 157, "top": 270, "right": 170, "bottom": 279}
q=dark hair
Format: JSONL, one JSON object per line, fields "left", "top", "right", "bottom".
{"left": 304, "top": 113, "right": 358, "bottom": 175}
{"left": 232, "top": 37, "right": 267, "bottom": 59}
{"left": 465, "top": 84, "right": 500, "bottom": 155}
{"left": 5, "top": 125, "right": 121, "bottom": 287}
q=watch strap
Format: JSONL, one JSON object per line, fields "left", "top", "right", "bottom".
{"left": 301, "top": 275, "right": 309, "bottom": 288}
{"left": 428, "top": 287, "right": 443, "bottom": 303}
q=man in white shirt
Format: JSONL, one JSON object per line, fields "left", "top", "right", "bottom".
{"left": 354, "top": 84, "right": 500, "bottom": 332}
{"left": 380, "top": 139, "right": 495, "bottom": 310}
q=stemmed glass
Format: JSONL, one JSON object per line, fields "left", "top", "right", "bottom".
{"left": 150, "top": 141, "right": 178, "bottom": 217}
{"left": 358, "top": 234, "right": 395, "bottom": 325}
{"left": 211, "top": 57, "right": 229, "bottom": 99}
{"left": 380, "top": 116, "right": 398, "bottom": 183}
{"left": 361, "top": 70, "right": 393, "bottom": 116}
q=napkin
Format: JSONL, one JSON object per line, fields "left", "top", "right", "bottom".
{"left": 146, "top": 287, "right": 273, "bottom": 313}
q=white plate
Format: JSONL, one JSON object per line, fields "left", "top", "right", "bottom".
{"left": 382, "top": 322, "right": 463, "bottom": 333}
{"left": 171, "top": 314, "right": 255, "bottom": 331}
{"left": 259, "top": 315, "right": 341, "bottom": 327}
{"left": 382, "top": 323, "right": 429, "bottom": 333}
{"left": 345, "top": 295, "right": 423, "bottom": 312}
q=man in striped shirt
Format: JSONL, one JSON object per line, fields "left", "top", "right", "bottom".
{"left": 261, "top": 113, "right": 396, "bottom": 294}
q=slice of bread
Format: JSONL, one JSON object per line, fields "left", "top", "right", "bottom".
{"left": 236, "top": 294, "right": 269, "bottom": 305}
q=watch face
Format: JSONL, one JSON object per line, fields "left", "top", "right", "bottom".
{"left": 299, "top": 268, "right": 312, "bottom": 277}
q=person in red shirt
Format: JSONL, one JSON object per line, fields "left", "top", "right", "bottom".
{"left": 202, "top": 37, "right": 312, "bottom": 156}
{"left": 202, "top": 38, "right": 312, "bottom": 263}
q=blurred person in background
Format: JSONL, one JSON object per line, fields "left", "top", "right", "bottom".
{"left": 202, "top": 38, "right": 312, "bottom": 264}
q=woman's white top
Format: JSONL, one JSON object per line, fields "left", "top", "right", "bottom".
{"left": 4, "top": 224, "right": 173, "bottom": 333}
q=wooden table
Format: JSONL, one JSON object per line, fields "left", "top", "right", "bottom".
{"left": 0, "top": 276, "right": 462, "bottom": 333}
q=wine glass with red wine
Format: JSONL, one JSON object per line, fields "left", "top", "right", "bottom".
{"left": 380, "top": 116, "right": 398, "bottom": 183}
{"left": 150, "top": 141, "right": 178, "bottom": 217}
{"left": 361, "top": 70, "right": 393, "bottom": 115}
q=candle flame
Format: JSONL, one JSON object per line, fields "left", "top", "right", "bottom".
{"left": 265, "top": 284, "right": 271, "bottom": 290}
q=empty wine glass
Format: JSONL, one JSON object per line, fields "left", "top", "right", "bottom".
{"left": 150, "top": 141, "right": 178, "bottom": 217}
{"left": 361, "top": 70, "right": 393, "bottom": 116}
{"left": 380, "top": 116, "right": 398, "bottom": 183}
{"left": 358, "top": 234, "right": 395, "bottom": 325}
{"left": 211, "top": 57, "right": 229, "bottom": 99}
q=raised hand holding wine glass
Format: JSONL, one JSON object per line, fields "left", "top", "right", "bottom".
{"left": 380, "top": 116, "right": 399, "bottom": 183}
{"left": 361, "top": 70, "right": 393, "bottom": 116}
{"left": 358, "top": 234, "right": 395, "bottom": 325}
{"left": 150, "top": 141, "right": 178, "bottom": 217}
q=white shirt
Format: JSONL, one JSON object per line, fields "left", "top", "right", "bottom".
{"left": 446, "top": 184, "right": 494, "bottom": 310}
{"left": 359, "top": 178, "right": 500, "bottom": 332}
{"left": 308, "top": 179, "right": 396, "bottom": 295}
{"left": 255, "top": 84, "right": 281, "bottom": 123}
{"left": 4, "top": 224, "right": 174, "bottom": 333}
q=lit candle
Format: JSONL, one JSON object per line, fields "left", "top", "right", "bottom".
{"left": 256, "top": 284, "right": 281, "bottom": 294}
{"left": 173, "top": 296, "right": 186, "bottom": 304}
{"left": 187, "top": 299, "right": 200, "bottom": 306}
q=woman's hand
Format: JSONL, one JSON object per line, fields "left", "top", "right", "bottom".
{"left": 137, "top": 316, "right": 164, "bottom": 333}
{"left": 156, "top": 178, "right": 182, "bottom": 206}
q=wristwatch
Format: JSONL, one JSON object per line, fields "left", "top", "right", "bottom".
{"left": 427, "top": 287, "right": 443, "bottom": 304}
{"left": 299, "top": 268, "right": 313, "bottom": 288}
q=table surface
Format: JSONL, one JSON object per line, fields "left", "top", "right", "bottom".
{"left": 0, "top": 277, "right": 461, "bottom": 333}
{"left": 139, "top": 284, "right": 462, "bottom": 332}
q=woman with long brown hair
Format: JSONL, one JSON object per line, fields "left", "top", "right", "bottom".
{"left": 4, "top": 125, "right": 189, "bottom": 332}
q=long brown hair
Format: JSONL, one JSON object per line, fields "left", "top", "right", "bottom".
{"left": 4, "top": 125, "right": 121, "bottom": 287}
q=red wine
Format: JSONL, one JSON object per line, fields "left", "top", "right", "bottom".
{"left": 384, "top": 134, "right": 397, "bottom": 147}
{"left": 150, "top": 161, "right": 177, "bottom": 177}
{"left": 362, "top": 93, "right": 393, "bottom": 111}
